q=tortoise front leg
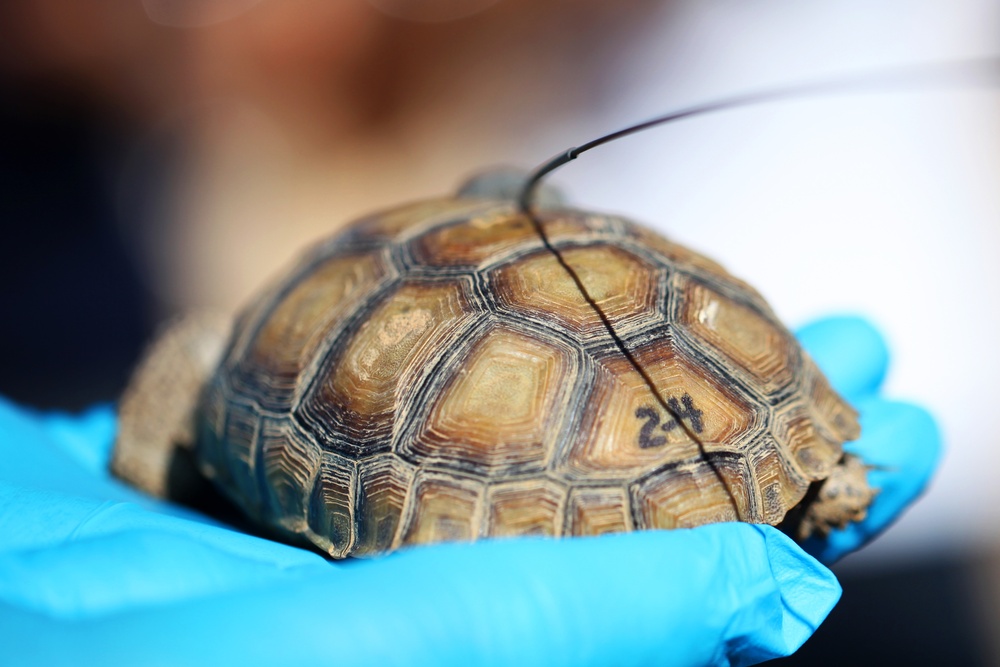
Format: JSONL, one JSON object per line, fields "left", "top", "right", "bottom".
{"left": 112, "top": 313, "right": 230, "bottom": 500}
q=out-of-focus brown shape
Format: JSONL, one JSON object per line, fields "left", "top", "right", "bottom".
{"left": 0, "top": 1, "right": 663, "bottom": 314}
{"left": 0, "top": 0, "right": 653, "bottom": 145}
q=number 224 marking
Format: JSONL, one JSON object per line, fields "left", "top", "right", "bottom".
{"left": 634, "top": 394, "right": 704, "bottom": 449}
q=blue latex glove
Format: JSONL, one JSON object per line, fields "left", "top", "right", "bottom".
{"left": 0, "top": 317, "right": 940, "bottom": 667}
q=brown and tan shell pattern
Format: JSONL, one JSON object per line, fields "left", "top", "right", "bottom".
{"left": 196, "top": 197, "right": 861, "bottom": 558}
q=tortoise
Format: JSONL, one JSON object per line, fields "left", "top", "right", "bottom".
{"left": 112, "top": 172, "right": 874, "bottom": 558}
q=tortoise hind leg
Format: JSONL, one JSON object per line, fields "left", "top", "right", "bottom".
{"left": 112, "top": 313, "right": 229, "bottom": 501}
{"left": 785, "top": 453, "right": 877, "bottom": 541}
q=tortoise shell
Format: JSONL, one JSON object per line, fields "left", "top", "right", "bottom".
{"left": 195, "top": 195, "right": 863, "bottom": 558}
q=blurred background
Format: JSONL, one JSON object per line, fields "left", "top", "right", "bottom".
{"left": 0, "top": 0, "right": 997, "bottom": 663}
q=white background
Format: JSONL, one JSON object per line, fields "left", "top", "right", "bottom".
{"left": 554, "top": 0, "right": 1000, "bottom": 566}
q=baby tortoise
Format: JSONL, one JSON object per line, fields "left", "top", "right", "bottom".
{"left": 113, "top": 174, "right": 874, "bottom": 558}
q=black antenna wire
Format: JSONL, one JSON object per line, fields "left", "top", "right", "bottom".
{"left": 518, "top": 55, "right": 1000, "bottom": 214}
{"left": 516, "top": 55, "right": 1000, "bottom": 519}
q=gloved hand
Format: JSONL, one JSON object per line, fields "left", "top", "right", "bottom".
{"left": 0, "top": 316, "right": 940, "bottom": 667}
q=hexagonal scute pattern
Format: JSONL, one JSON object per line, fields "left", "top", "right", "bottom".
{"left": 632, "top": 455, "right": 756, "bottom": 529}
{"left": 630, "top": 339, "right": 760, "bottom": 452}
{"left": 219, "top": 400, "right": 263, "bottom": 514}
{"left": 565, "top": 487, "right": 632, "bottom": 536}
{"left": 400, "top": 472, "right": 484, "bottom": 546}
{"left": 744, "top": 436, "right": 811, "bottom": 525}
{"left": 302, "top": 280, "right": 478, "bottom": 455}
{"left": 307, "top": 453, "right": 356, "bottom": 557}
{"left": 493, "top": 245, "right": 662, "bottom": 339}
{"left": 679, "top": 278, "right": 796, "bottom": 395}
{"left": 354, "top": 456, "right": 414, "bottom": 556}
{"left": 773, "top": 404, "right": 843, "bottom": 482}
{"left": 193, "top": 194, "right": 868, "bottom": 558}
{"left": 413, "top": 210, "right": 539, "bottom": 268}
{"left": 406, "top": 325, "right": 574, "bottom": 475}
{"left": 239, "top": 251, "right": 388, "bottom": 409}
{"left": 560, "top": 353, "right": 702, "bottom": 481}
{"left": 257, "top": 418, "right": 319, "bottom": 531}
{"left": 485, "top": 480, "right": 566, "bottom": 537}
{"left": 413, "top": 209, "right": 597, "bottom": 269}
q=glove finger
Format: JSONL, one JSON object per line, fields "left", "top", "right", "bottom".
{"left": 795, "top": 316, "right": 889, "bottom": 401}
{"left": 802, "top": 396, "right": 941, "bottom": 564}
{"left": 0, "top": 530, "right": 328, "bottom": 619}
{"left": 0, "top": 524, "right": 839, "bottom": 667}
{"left": 0, "top": 484, "right": 320, "bottom": 565}
{"left": 0, "top": 484, "right": 327, "bottom": 619}
{"left": 38, "top": 403, "right": 118, "bottom": 476}
{"left": 0, "top": 398, "right": 140, "bottom": 503}
{"left": 0, "top": 397, "right": 223, "bottom": 543}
